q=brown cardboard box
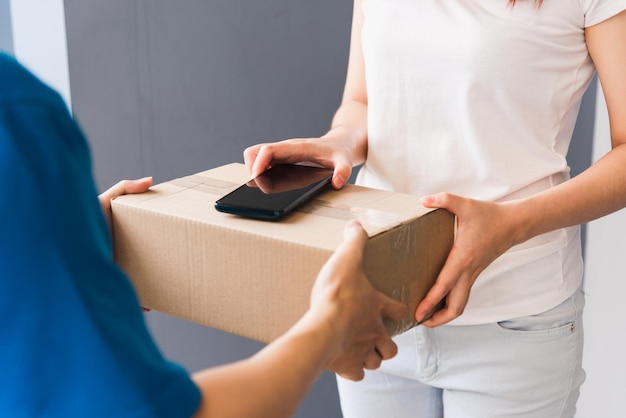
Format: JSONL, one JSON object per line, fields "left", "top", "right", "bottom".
{"left": 112, "top": 163, "right": 454, "bottom": 343}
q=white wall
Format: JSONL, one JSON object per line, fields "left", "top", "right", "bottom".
{"left": 576, "top": 84, "right": 626, "bottom": 417}
{"left": 9, "top": 0, "right": 71, "bottom": 108}
{"left": 0, "top": 0, "right": 13, "bottom": 53}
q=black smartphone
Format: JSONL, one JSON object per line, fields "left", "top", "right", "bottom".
{"left": 214, "top": 164, "right": 333, "bottom": 220}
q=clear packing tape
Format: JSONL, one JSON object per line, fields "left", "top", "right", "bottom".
{"left": 172, "top": 173, "right": 453, "bottom": 338}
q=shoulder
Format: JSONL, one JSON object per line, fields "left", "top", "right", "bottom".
{"left": 0, "top": 53, "right": 67, "bottom": 111}
{"left": 581, "top": 0, "right": 626, "bottom": 27}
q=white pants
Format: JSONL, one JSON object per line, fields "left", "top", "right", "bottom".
{"left": 337, "top": 288, "right": 585, "bottom": 418}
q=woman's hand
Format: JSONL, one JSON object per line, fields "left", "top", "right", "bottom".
{"left": 243, "top": 135, "right": 356, "bottom": 190}
{"left": 98, "top": 177, "right": 153, "bottom": 227}
{"left": 309, "top": 220, "right": 407, "bottom": 381}
{"left": 415, "top": 193, "right": 523, "bottom": 327}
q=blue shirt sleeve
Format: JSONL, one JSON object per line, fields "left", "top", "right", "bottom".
{"left": 0, "top": 53, "right": 201, "bottom": 418}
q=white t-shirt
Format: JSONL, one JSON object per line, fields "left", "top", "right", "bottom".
{"left": 356, "top": 0, "right": 626, "bottom": 324}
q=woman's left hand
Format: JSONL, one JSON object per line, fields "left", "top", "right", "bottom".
{"left": 415, "top": 193, "right": 523, "bottom": 327}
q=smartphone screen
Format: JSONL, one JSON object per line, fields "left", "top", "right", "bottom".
{"left": 214, "top": 164, "right": 333, "bottom": 220}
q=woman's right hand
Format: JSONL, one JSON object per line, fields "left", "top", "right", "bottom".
{"left": 243, "top": 134, "right": 356, "bottom": 190}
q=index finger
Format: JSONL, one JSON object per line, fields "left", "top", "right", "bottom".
{"left": 413, "top": 246, "right": 464, "bottom": 323}
{"left": 243, "top": 144, "right": 265, "bottom": 174}
{"left": 244, "top": 143, "right": 307, "bottom": 179}
{"left": 416, "top": 259, "right": 474, "bottom": 327}
{"left": 334, "top": 220, "right": 369, "bottom": 260}
{"left": 419, "top": 282, "right": 470, "bottom": 327}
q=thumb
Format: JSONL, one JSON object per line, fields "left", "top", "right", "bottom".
{"left": 339, "top": 220, "right": 369, "bottom": 255}
{"left": 320, "top": 220, "right": 369, "bottom": 273}
{"left": 330, "top": 158, "right": 353, "bottom": 190}
{"left": 420, "top": 192, "right": 461, "bottom": 214}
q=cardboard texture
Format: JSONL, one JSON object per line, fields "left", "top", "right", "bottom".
{"left": 112, "top": 163, "right": 455, "bottom": 343}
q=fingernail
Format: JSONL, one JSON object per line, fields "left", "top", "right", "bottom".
{"left": 420, "top": 195, "right": 435, "bottom": 205}
{"left": 415, "top": 311, "right": 424, "bottom": 323}
{"left": 348, "top": 219, "right": 362, "bottom": 228}
{"left": 333, "top": 174, "right": 345, "bottom": 188}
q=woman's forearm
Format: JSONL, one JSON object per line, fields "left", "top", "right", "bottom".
{"left": 512, "top": 143, "right": 626, "bottom": 245}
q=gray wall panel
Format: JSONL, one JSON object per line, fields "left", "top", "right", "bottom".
{"left": 66, "top": 0, "right": 350, "bottom": 190}
{"left": 65, "top": 1, "right": 146, "bottom": 186}
{"left": 567, "top": 76, "right": 597, "bottom": 255}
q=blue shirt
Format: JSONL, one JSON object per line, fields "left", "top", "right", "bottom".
{"left": 0, "top": 53, "right": 201, "bottom": 417}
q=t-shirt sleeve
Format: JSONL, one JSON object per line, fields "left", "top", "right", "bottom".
{"left": 582, "top": 0, "right": 626, "bottom": 27}
{"left": 0, "top": 54, "right": 201, "bottom": 418}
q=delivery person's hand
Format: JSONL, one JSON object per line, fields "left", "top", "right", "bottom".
{"left": 309, "top": 220, "right": 407, "bottom": 381}
{"left": 98, "top": 177, "right": 153, "bottom": 312}
{"left": 98, "top": 177, "right": 153, "bottom": 227}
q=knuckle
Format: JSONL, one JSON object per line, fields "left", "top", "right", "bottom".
{"left": 431, "top": 282, "right": 451, "bottom": 299}
{"left": 242, "top": 146, "right": 254, "bottom": 158}
{"left": 390, "top": 342, "right": 398, "bottom": 357}
{"left": 450, "top": 306, "right": 464, "bottom": 317}
{"left": 353, "top": 371, "right": 365, "bottom": 381}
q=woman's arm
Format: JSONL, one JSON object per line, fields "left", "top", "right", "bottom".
{"left": 515, "top": 8, "right": 626, "bottom": 232}
{"left": 416, "top": 10, "right": 626, "bottom": 326}
{"left": 244, "top": 0, "right": 368, "bottom": 189}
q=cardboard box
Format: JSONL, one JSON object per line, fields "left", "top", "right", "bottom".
{"left": 112, "top": 163, "right": 454, "bottom": 343}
